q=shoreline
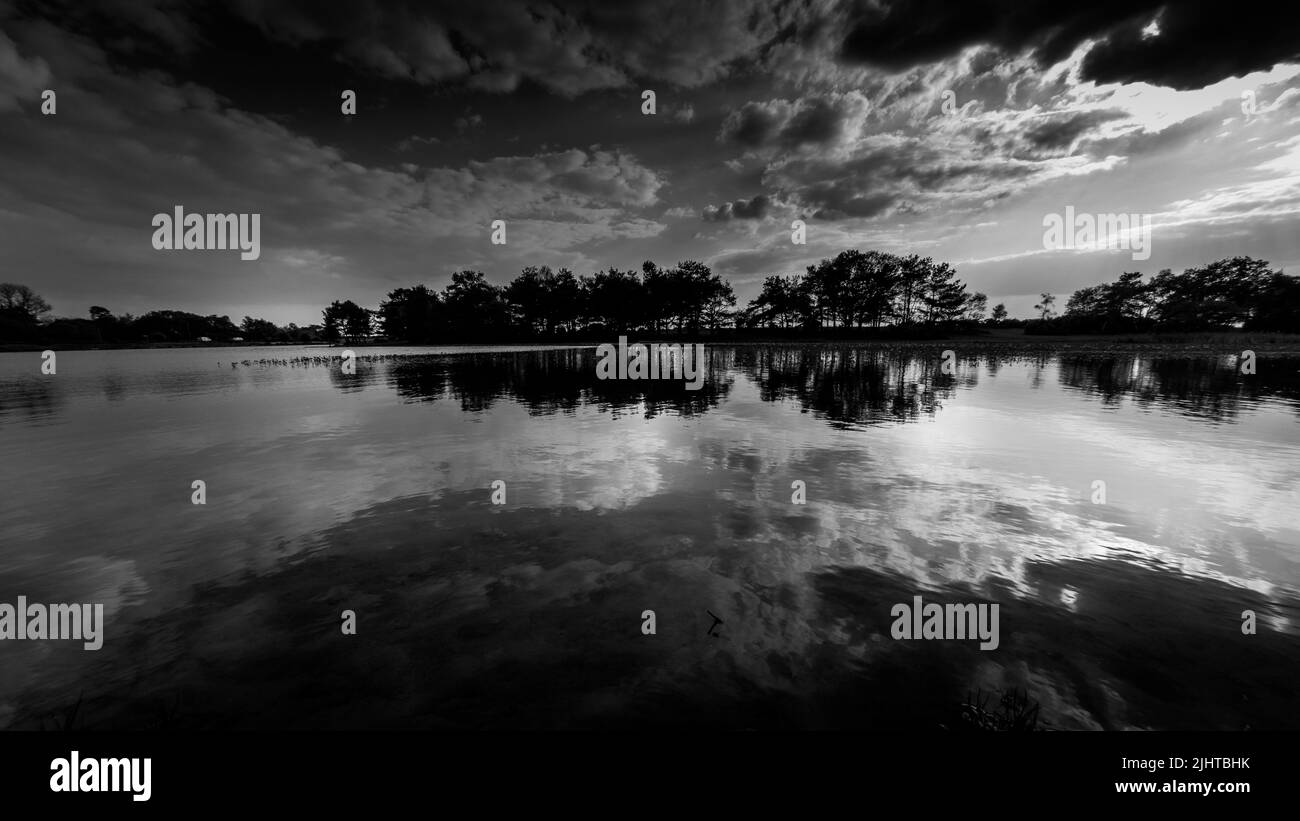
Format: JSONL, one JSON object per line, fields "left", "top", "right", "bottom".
{"left": 5, "top": 331, "right": 1300, "bottom": 355}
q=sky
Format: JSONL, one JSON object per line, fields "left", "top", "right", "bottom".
{"left": 1, "top": 0, "right": 1298, "bottom": 326}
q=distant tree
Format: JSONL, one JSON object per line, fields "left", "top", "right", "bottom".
{"left": 853, "top": 250, "right": 901, "bottom": 328}
{"left": 582, "top": 267, "right": 644, "bottom": 333}
{"left": 42, "top": 317, "right": 103, "bottom": 344}
{"left": 322, "top": 307, "right": 340, "bottom": 342}
{"left": 443, "top": 270, "right": 507, "bottom": 337}
{"left": 754, "top": 251, "right": 975, "bottom": 331}
{"left": 1033, "top": 292, "right": 1056, "bottom": 320}
{"left": 545, "top": 268, "right": 582, "bottom": 334}
{"left": 505, "top": 266, "right": 583, "bottom": 335}
{"left": 1060, "top": 271, "right": 1152, "bottom": 332}
{"left": 130, "top": 310, "right": 235, "bottom": 341}
{"left": 379, "top": 285, "right": 442, "bottom": 342}
{"left": 1246, "top": 269, "right": 1300, "bottom": 331}
{"left": 352, "top": 308, "right": 376, "bottom": 339}
{"left": 79, "top": 305, "right": 128, "bottom": 342}
{"left": 1047, "top": 257, "right": 1289, "bottom": 334}
{"left": 503, "top": 266, "right": 551, "bottom": 335}
{"left": 990, "top": 303, "right": 1008, "bottom": 324}
{"left": 1107, "top": 271, "right": 1150, "bottom": 320}
{"left": 205, "top": 314, "right": 240, "bottom": 339}
{"left": 747, "top": 275, "right": 797, "bottom": 329}
{"left": 743, "top": 274, "right": 818, "bottom": 330}
{"left": 964, "top": 292, "right": 988, "bottom": 323}
{"left": 702, "top": 280, "right": 737, "bottom": 331}
{"left": 1063, "top": 285, "right": 1106, "bottom": 317}
{"left": 0, "top": 283, "right": 52, "bottom": 322}
{"left": 805, "top": 253, "right": 853, "bottom": 328}
{"left": 641, "top": 261, "right": 673, "bottom": 332}
{"left": 919, "top": 260, "right": 968, "bottom": 324}
{"left": 670, "top": 260, "right": 732, "bottom": 332}
{"left": 322, "top": 300, "right": 369, "bottom": 342}
{"left": 240, "top": 316, "right": 280, "bottom": 341}
{"left": 894, "top": 254, "right": 929, "bottom": 326}
{"left": 1149, "top": 257, "right": 1274, "bottom": 330}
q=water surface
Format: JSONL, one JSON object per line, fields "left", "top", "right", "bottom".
{"left": 1, "top": 344, "right": 1297, "bottom": 729}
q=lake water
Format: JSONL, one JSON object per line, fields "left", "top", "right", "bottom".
{"left": 1, "top": 344, "right": 1298, "bottom": 730}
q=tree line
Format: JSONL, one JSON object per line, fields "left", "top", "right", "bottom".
{"left": 741, "top": 250, "right": 989, "bottom": 330}
{"left": 3, "top": 253, "right": 1295, "bottom": 346}
{"left": 327, "top": 252, "right": 991, "bottom": 343}
{"left": 1039, "top": 256, "right": 1300, "bottom": 333}
{"left": 0, "top": 287, "right": 325, "bottom": 345}
{"left": 328, "top": 261, "right": 739, "bottom": 343}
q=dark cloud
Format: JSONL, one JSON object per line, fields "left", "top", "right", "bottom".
{"left": 766, "top": 143, "right": 1038, "bottom": 220}
{"left": 719, "top": 93, "right": 867, "bottom": 149}
{"left": 967, "top": 47, "right": 1001, "bottom": 77}
{"left": 703, "top": 194, "right": 771, "bottom": 221}
{"left": 839, "top": 0, "right": 1160, "bottom": 73}
{"left": 1022, "top": 109, "right": 1127, "bottom": 153}
{"left": 1082, "top": 4, "right": 1300, "bottom": 90}
{"left": 782, "top": 96, "right": 845, "bottom": 144}
{"left": 31, "top": 0, "right": 1297, "bottom": 100}
{"left": 0, "top": 29, "right": 52, "bottom": 110}
{"left": 839, "top": 0, "right": 1300, "bottom": 90}
{"left": 20, "top": 0, "right": 1300, "bottom": 99}
{"left": 805, "top": 188, "right": 895, "bottom": 220}
{"left": 765, "top": 151, "right": 903, "bottom": 219}
{"left": 458, "top": 149, "right": 665, "bottom": 209}
{"left": 454, "top": 113, "right": 484, "bottom": 133}
{"left": 21, "top": 0, "right": 789, "bottom": 97}
{"left": 720, "top": 102, "right": 782, "bottom": 147}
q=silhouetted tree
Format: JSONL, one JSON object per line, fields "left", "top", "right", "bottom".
{"left": 920, "top": 260, "right": 968, "bottom": 323}
{"left": 1149, "top": 257, "right": 1274, "bottom": 330}
{"left": 1034, "top": 293, "right": 1056, "bottom": 320}
{"left": 443, "top": 271, "right": 507, "bottom": 338}
{"left": 1247, "top": 269, "right": 1300, "bottom": 331}
{"left": 0, "top": 283, "right": 51, "bottom": 322}
{"left": 1054, "top": 258, "right": 1296, "bottom": 334}
{"left": 747, "top": 275, "right": 808, "bottom": 329}
{"left": 379, "top": 285, "right": 443, "bottom": 342}
{"left": 582, "top": 267, "right": 644, "bottom": 333}
{"left": 322, "top": 300, "right": 369, "bottom": 342}
{"left": 240, "top": 316, "right": 280, "bottom": 341}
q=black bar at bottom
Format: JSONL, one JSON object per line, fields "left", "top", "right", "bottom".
{"left": 0, "top": 730, "right": 1283, "bottom": 810}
